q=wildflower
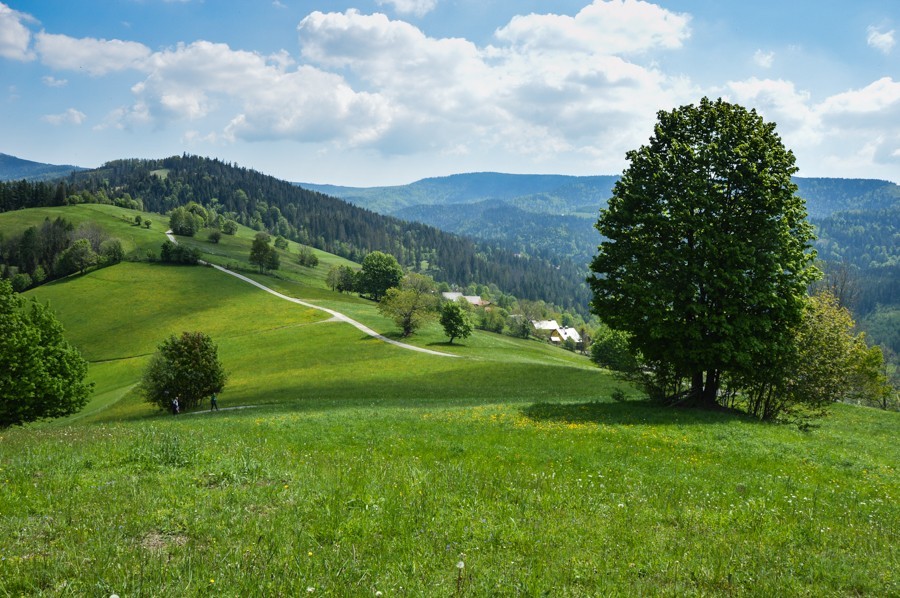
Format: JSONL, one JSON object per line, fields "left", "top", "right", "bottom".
{"left": 307, "top": 587, "right": 315, "bottom": 593}
{"left": 457, "top": 561, "right": 465, "bottom": 570}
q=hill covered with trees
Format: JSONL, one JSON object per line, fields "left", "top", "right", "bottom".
{"left": 0, "top": 155, "right": 590, "bottom": 314}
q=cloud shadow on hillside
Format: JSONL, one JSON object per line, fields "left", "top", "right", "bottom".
{"left": 521, "top": 399, "right": 754, "bottom": 428}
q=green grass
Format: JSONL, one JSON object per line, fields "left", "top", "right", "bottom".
{"left": 0, "top": 203, "right": 167, "bottom": 260}
{"left": 1, "top": 205, "right": 898, "bottom": 595}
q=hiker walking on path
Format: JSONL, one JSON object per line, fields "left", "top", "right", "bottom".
{"left": 171, "top": 396, "right": 180, "bottom": 415}
{"left": 210, "top": 393, "right": 219, "bottom": 411}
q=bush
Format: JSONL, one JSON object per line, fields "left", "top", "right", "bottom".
{"left": 160, "top": 240, "right": 201, "bottom": 265}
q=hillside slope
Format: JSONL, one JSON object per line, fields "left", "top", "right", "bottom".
{"left": 65, "top": 156, "right": 591, "bottom": 313}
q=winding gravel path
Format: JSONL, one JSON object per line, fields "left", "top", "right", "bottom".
{"left": 166, "top": 231, "right": 456, "bottom": 358}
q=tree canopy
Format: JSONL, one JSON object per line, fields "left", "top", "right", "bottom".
{"left": 440, "top": 300, "right": 473, "bottom": 344}
{"left": 588, "top": 98, "right": 819, "bottom": 408}
{"left": 0, "top": 279, "right": 92, "bottom": 427}
{"left": 378, "top": 272, "right": 439, "bottom": 337}
{"left": 249, "top": 232, "right": 279, "bottom": 273}
{"left": 140, "top": 331, "right": 227, "bottom": 412}
{"left": 358, "top": 251, "right": 403, "bottom": 301}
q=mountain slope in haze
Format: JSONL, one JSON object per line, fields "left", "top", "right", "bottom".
{"left": 298, "top": 172, "right": 900, "bottom": 267}
{"left": 299, "top": 173, "right": 620, "bottom": 215}
{"left": 0, "top": 153, "right": 84, "bottom": 182}
{"left": 301, "top": 172, "right": 899, "bottom": 219}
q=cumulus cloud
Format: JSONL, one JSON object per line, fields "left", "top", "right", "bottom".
{"left": 726, "top": 75, "right": 900, "bottom": 173}
{"left": 494, "top": 0, "right": 690, "bottom": 55}
{"left": 42, "top": 108, "right": 87, "bottom": 125}
{"left": 0, "top": 2, "right": 36, "bottom": 61}
{"left": 35, "top": 32, "right": 151, "bottom": 75}
{"left": 377, "top": 0, "right": 438, "bottom": 17}
{"left": 292, "top": 4, "right": 693, "bottom": 159}
{"left": 867, "top": 26, "right": 895, "bottom": 54}
{"left": 42, "top": 75, "right": 67, "bottom": 87}
{"left": 753, "top": 49, "right": 774, "bottom": 68}
{"left": 46, "top": 1, "right": 895, "bottom": 178}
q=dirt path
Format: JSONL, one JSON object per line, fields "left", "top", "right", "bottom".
{"left": 166, "top": 231, "right": 457, "bottom": 358}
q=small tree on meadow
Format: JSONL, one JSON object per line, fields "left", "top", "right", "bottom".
{"left": 378, "top": 272, "right": 439, "bottom": 337}
{"left": 440, "top": 300, "right": 473, "bottom": 344}
{"left": 249, "top": 232, "right": 278, "bottom": 273}
{"left": 140, "top": 331, "right": 227, "bottom": 412}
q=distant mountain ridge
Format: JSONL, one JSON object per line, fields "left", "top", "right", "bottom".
{"left": 0, "top": 153, "right": 84, "bottom": 182}
{"left": 299, "top": 172, "right": 899, "bottom": 219}
{"left": 299, "top": 172, "right": 900, "bottom": 278}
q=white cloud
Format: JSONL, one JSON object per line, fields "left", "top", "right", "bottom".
{"left": 726, "top": 76, "right": 900, "bottom": 174}
{"left": 0, "top": 2, "right": 36, "bottom": 61}
{"left": 292, "top": 6, "right": 694, "bottom": 161}
{"left": 42, "top": 75, "right": 68, "bottom": 87}
{"left": 819, "top": 77, "right": 900, "bottom": 117}
{"left": 867, "top": 26, "right": 895, "bottom": 54}
{"left": 377, "top": 0, "right": 438, "bottom": 17}
{"left": 753, "top": 49, "right": 774, "bottom": 68}
{"left": 494, "top": 0, "right": 691, "bottom": 55}
{"left": 35, "top": 32, "right": 151, "bottom": 75}
{"left": 42, "top": 108, "right": 87, "bottom": 125}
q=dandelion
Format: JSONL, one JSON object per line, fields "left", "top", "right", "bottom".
{"left": 375, "top": 592, "right": 383, "bottom": 597}
{"left": 308, "top": 551, "right": 313, "bottom": 557}
{"left": 307, "top": 587, "right": 315, "bottom": 593}
{"left": 457, "top": 561, "right": 465, "bottom": 570}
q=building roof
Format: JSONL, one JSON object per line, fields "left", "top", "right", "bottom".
{"left": 442, "top": 292, "right": 488, "bottom": 306}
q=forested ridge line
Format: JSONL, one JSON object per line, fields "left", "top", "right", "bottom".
{"left": 0, "top": 154, "right": 592, "bottom": 314}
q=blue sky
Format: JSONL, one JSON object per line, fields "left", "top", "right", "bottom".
{"left": 2, "top": 0, "right": 898, "bottom": 185}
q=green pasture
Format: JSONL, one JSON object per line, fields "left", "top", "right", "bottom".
{"left": 0, "top": 204, "right": 165, "bottom": 260}
{"left": 1, "top": 205, "right": 898, "bottom": 595}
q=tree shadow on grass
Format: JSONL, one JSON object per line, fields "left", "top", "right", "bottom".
{"left": 521, "top": 399, "right": 755, "bottom": 427}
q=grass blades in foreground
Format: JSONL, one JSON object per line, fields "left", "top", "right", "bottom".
{"left": 0, "top": 400, "right": 897, "bottom": 595}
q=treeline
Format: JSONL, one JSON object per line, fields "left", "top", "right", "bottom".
{"left": 54, "top": 155, "right": 591, "bottom": 314}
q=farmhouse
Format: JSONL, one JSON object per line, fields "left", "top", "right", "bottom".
{"left": 441, "top": 292, "right": 489, "bottom": 307}
{"left": 532, "top": 320, "right": 582, "bottom": 344}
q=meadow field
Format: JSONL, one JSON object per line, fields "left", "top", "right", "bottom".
{"left": 0, "top": 206, "right": 897, "bottom": 595}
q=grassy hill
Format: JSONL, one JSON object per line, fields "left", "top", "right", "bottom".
{"left": 1, "top": 205, "right": 898, "bottom": 595}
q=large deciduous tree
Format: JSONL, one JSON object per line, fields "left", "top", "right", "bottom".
{"left": 0, "top": 279, "right": 92, "bottom": 427}
{"left": 588, "top": 98, "right": 818, "bottom": 408}
{"left": 358, "top": 251, "right": 403, "bottom": 301}
{"left": 140, "top": 331, "right": 227, "bottom": 412}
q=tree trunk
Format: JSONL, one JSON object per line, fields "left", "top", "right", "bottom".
{"left": 691, "top": 372, "right": 704, "bottom": 400}
{"left": 701, "top": 369, "right": 720, "bottom": 408}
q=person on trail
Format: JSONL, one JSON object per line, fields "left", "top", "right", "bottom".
{"left": 171, "top": 396, "right": 180, "bottom": 415}
{"left": 210, "top": 393, "right": 219, "bottom": 411}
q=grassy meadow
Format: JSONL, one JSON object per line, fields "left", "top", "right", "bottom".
{"left": 0, "top": 206, "right": 898, "bottom": 595}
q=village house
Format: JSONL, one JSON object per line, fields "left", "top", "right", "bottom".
{"left": 441, "top": 292, "right": 490, "bottom": 308}
{"left": 532, "top": 319, "right": 582, "bottom": 345}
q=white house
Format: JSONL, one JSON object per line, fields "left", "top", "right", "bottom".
{"left": 532, "top": 320, "right": 581, "bottom": 344}
{"left": 442, "top": 292, "right": 489, "bottom": 307}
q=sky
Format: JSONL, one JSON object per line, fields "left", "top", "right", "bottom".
{"left": 1, "top": 1, "right": 898, "bottom": 186}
